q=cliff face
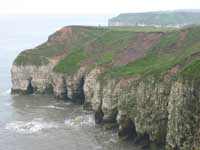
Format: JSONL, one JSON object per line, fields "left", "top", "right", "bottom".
{"left": 11, "top": 26, "right": 200, "bottom": 149}
{"left": 84, "top": 71, "right": 200, "bottom": 149}
{"left": 167, "top": 80, "right": 200, "bottom": 150}
{"left": 11, "top": 63, "right": 86, "bottom": 103}
{"left": 11, "top": 64, "right": 54, "bottom": 94}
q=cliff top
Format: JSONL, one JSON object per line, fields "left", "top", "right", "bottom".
{"left": 13, "top": 25, "right": 200, "bottom": 79}
{"left": 109, "top": 10, "right": 200, "bottom": 27}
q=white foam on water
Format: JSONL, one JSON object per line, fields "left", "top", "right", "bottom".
{"left": 0, "top": 89, "right": 11, "bottom": 96}
{"left": 62, "top": 102, "right": 73, "bottom": 106}
{"left": 103, "top": 137, "right": 118, "bottom": 144}
{"left": 5, "top": 118, "right": 58, "bottom": 134}
{"left": 40, "top": 105, "right": 65, "bottom": 110}
{"left": 54, "top": 102, "right": 73, "bottom": 107}
{"left": 3, "top": 102, "right": 12, "bottom": 106}
{"left": 95, "top": 146, "right": 103, "bottom": 149}
{"left": 64, "top": 115, "right": 95, "bottom": 127}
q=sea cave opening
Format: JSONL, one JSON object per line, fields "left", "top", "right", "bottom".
{"left": 26, "top": 77, "right": 34, "bottom": 94}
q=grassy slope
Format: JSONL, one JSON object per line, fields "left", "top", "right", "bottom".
{"left": 53, "top": 48, "right": 87, "bottom": 73}
{"left": 105, "top": 26, "right": 200, "bottom": 79}
{"left": 54, "top": 29, "right": 137, "bottom": 74}
{"left": 14, "top": 25, "right": 200, "bottom": 79}
{"left": 181, "top": 59, "right": 200, "bottom": 79}
{"left": 54, "top": 26, "right": 178, "bottom": 74}
{"left": 104, "top": 31, "right": 180, "bottom": 77}
{"left": 14, "top": 50, "right": 50, "bottom": 66}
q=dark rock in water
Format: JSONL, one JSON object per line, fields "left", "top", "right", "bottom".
{"left": 83, "top": 102, "right": 92, "bottom": 110}
{"left": 118, "top": 115, "right": 137, "bottom": 140}
{"left": 135, "top": 133, "right": 150, "bottom": 149}
{"left": 94, "top": 109, "right": 104, "bottom": 124}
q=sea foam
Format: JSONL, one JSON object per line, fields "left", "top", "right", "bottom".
{"left": 40, "top": 105, "right": 65, "bottom": 110}
{"left": 5, "top": 118, "right": 58, "bottom": 134}
{"left": 64, "top": 114, "right": 95, "bottom": 127}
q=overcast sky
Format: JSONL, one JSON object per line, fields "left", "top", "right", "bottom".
{"left": 0, "top": 0, "right": 200, "bottom": 15}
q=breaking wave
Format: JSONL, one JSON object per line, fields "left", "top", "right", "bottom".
{"left": 40, "top": 105, "right": 65, "bottom": 110}
{"left": 103, "top": 137, "right": 118, "bottom": 144}
{"left": 5, "top": 118, "right": 58, "bottom": 134}
{"left": 64, "top": 114, "right": 95, "bottom": 127}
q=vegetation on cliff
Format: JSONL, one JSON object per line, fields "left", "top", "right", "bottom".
{"left": 14, "top": 50, "right": 49, "bottom": 66}
{"left": 14, "top": 25, "right": 200, "bottom": 79}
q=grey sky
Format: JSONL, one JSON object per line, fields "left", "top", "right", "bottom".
{"left": 0, "top": 0, "right": 200, "bottom": 15}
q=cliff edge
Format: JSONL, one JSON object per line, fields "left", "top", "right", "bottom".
{"left": 11, "top": 25, "right": 200, "bottom": 149}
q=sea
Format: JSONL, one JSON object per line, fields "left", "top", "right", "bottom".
{"left": 0, "top": 15, "right": 140, "bottom": 150}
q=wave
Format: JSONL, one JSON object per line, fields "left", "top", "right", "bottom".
{"left": 94, "top": 146, "right": 102, "bottom": 149}
{"left": 3, "top": 102, "right": 12, "bottom": 106}
{"left": 64, "top": 114, "right": 95, "bottom": 127}
{"left": 62, "top": 102, "right": 73, "bottom": 106}
{"left": 0, "top": 89, "right": 11, "bottom": 96}
{"left": 103, "top": 137, "right": 118, "bottom": 144}
{"left": 5, "top": 118, "right": 58, "bottom": 134}
{"left": 40, "top": 105, "right": 65, "bottom": 110}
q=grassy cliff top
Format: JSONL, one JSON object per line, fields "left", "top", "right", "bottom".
{"left": 109, "top": 11, "right": 200, "bottom": 27}
{"left": 13, "top": 25, "right": 200, "bottom": 78}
